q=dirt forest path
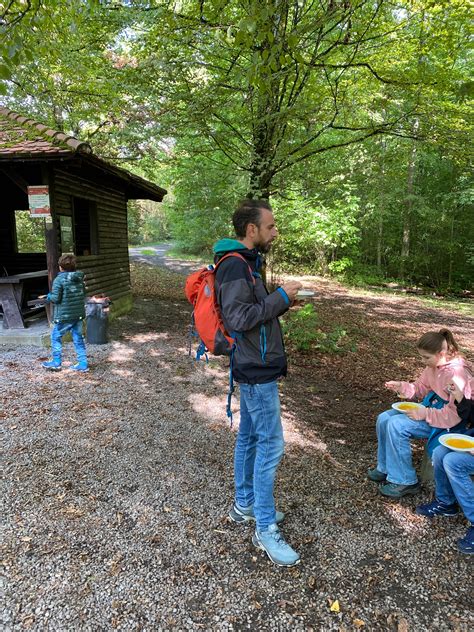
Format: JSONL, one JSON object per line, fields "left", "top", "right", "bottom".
{"left": 2, "top": 255, "right": 473, "bottom": 630}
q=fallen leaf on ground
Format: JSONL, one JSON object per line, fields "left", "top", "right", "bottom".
{"left": 330, "top": 599, "right": 340, "bottom": 613}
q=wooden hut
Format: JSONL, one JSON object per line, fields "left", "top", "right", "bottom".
{"left": 0, "top": 107, "right": 166, "bottom": 331}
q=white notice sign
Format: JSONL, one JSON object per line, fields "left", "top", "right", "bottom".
{"left": 28, "top": 185, "right": 51, "bottom": 217}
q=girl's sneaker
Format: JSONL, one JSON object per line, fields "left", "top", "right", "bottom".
{"left": 457, "top": 526, "right": 474, "bottom": 555}
{"left": 415, "top": 499, "right": 459, "bottom": 518}
{"left": 367, "top": 467, "right": 387, "bottom": 482}
{"left": 379, "top": 481, "right": 421, "bottom": 498}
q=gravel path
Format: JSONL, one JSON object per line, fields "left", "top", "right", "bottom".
{"left": 2, "top": 272, "right": 473, "bottom": 631}
{"left": 128, "top": 244, "right": 204, "bottom": 276}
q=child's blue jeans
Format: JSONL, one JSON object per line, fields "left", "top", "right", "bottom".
{"left": 376, "top": 408, "right": 432, "bottom": 485}
{"left": 433, "top": 444, "right": 474, "bottom": 524}
{"left": 51, "top": 320, "right": 87, "bottom": 364}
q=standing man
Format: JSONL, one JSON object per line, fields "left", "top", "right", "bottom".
{"left": 213, "top": 199, "right": 302, "bottom": 567}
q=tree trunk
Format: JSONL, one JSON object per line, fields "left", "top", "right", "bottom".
{"left": 377, "top": 215, "right": 383, "bottom": 272}
{"left": 400, "top": 119, "right": 419, "bottom": 279}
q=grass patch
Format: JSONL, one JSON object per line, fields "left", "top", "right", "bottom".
{"left": 140, "top": 249, "right": 156, "bottom": 255}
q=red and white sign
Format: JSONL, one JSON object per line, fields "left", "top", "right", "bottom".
{"left": 28, "top": 185, "right": 51, "bottom": 217}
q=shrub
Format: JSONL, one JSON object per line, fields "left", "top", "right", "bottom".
{"left": 282, "top": 304, "right": 354, "bottom": 354}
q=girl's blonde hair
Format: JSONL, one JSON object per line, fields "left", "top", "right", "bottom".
{"left": 417, "top": 328, "right": 459, "bottom": 357}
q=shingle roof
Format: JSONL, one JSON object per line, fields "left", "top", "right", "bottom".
{"left": 0, "top": 107, "right": 167, "bottom": 201}
{"left": 0, "top": 107, "right": 92, "bottom": 156}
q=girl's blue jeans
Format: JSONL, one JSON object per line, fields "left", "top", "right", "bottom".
{"left": 51, "top": 320, "right": 87, "bottom": 363}
{"left": 376, "top": 408, "right": 432, "bottom": 485}
{"left": 433, "top": 445, "right": 474, "bottom": 524}
{"left": 234, "top": 381, "right": 284, "bottom": 531}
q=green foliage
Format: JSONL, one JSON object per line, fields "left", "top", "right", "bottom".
{"left": 271, "top": 188, "right": 361, "bottom": 274}
{"left": 282, "top": 304, "right": 353, "bottom": 354}
{"left": 1, "top": 0, "right": 472, "bottom": 292}
{"left": 14, "top": 212, "right": 45, "bottom": 253}
{"left": 128, "top": 200, "right": 171, "bottom": 245}
{"left": 162, "top": 148, "right": 246, "bottom": 254}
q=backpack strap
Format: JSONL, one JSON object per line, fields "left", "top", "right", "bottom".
{"left": 214, "top": 252, "right": 255, "bottom": 425}
{"left": 214, "top": 252, "right": 255, "bottom": 285}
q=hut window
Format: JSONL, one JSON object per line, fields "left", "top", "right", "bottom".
{"left": 59, "top": 215, "right": 74, "bottom": 253}
{"left": 73, "top": 197, "right": 98, "bottom": 256}
{"left": 14, "top": 210, "right": 46, "bottom": 253}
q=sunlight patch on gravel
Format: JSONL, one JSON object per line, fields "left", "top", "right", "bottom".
{"left": 384, "top": 504, "right": 430, "bottom": 535}
{"left": 281, "top": 410, "right": 329, "bottom": 451}
{"left": 126, "top": 332, "right": 170, "bottom": 343}
{"left": 107, "top": 342, "right": 136, "bottom": 362}
{"left": 111, "top": 368, "right": 134, "bottom": 377}
{"left": 188, "top": 392, "right": 232, "bottom": 426}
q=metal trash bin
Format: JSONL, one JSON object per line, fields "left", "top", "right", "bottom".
{"left": 86, "top": 297, "right": 111, "bottom": 344}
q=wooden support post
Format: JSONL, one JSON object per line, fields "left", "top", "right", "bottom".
{"left": 41, "top": 166, "right": 59, "bottom": 290}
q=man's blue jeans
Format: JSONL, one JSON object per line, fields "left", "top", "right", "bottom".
{"left": 432, "top": 445, "right": 474, "bottom": 524}
{"left": 234, "top": 381, "right": 284, "bottom": 531}
{"left": 51, "top": 320, "right": 87, "bottom": 363}
{"left": 376, "top": 408, "right": 432, "bottom": 485}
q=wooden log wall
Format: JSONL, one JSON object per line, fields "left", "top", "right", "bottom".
{"left": 53, "top": 168, "right": 131, "bottom": 302}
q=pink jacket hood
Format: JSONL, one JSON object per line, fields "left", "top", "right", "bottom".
{"left": 398, "top": 356, "right": 472, "bottom": 429}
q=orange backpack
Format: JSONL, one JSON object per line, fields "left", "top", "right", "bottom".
{"left": 185, "top": 252, "right": 253, "bottom": 358}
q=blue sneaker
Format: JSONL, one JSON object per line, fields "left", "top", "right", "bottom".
{"left": 457, "top": 526, "right": 474, "bottom": 555}
{"left": 415, "top": 499, "right": 459, "bottom": 518}
{"left": 252, "top": 524, "right": 300, "bottom": 567}
{"left": 71, "top": 362, "right": 89, "bottom": 372}
{"left": 42, "top": 360, "right": 61, "bottom": 371}
{"left": 229, "top": 503, "right": 284, "bottom": 525}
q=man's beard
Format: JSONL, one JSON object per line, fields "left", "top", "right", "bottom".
{"left": 258, "top": 240, "right": 273, "bottom": 254}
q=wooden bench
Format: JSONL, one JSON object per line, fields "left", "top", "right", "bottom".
{"left": 0, "top": 270, "right": 49, "bottom": 329}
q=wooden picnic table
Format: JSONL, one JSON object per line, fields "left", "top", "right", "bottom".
{"left": 0, "top": 270, "right": 49, "bottom": 329}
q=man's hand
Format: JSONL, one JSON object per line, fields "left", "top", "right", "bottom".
{"left": 281, "top": 281, "right": 302, "bottom": 302}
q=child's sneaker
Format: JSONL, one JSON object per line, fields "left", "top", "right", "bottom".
{"left": 457, "top": 525, "right": 474, "bottom": 555}
{"left": 71, "top": 362, "right": 89, "bottom": 372}
{"left": 228, "top": 503, "right": 284, "bottom": 524}
{"left": 415, "top": 499, "right": 459, "bottom": 518}
{"left": 42, "top": 360, "right": 61, "bottom": 371}
{"left": 367, "top": 467, "right": 387, "bottom": 482}
{"left": 252, "top": 523, "right": 300, "bottom": 567}
{"left": 379, "top": 481, "right": 421, "bottom": 498}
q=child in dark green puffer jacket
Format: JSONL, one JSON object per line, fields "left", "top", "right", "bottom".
{"left": 41, "top": 254, "right": 88, "bottom": 372}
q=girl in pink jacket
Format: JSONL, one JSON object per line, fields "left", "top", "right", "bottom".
{"left": 367, "top": 329, "right": 471, "bottom": 499}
